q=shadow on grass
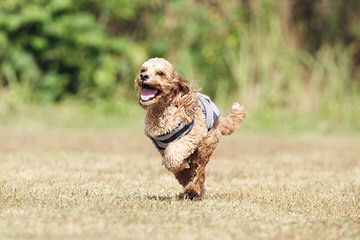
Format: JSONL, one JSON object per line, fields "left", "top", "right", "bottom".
{"left": 145, "top": 194, "right": 203, "bottom": 201}
{"left": 145, "top": 194, "right": 175, "bottom": 201}
{"left": 145, "top": 193, "right": 209, "bottom": 202}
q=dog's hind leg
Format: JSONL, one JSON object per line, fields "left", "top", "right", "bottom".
{"left": 175, "top": 123, "right": 221, "bottom": 200}
{"left": 174, "top": 154, "right": 208, "bottom": 200}
{"left": 174, "top": 159, "right": 201, "bottom": 199}
{"left": 183, "top": 161, "right": 208, "bottom": 200}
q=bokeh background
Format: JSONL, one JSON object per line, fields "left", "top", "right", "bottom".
{"left": 1, "top": 0, "right": 360, "bottom": 132}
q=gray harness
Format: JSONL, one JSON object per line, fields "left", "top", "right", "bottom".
{"left": 150, "top": 93, "right": 220, "bottom": 150}
{"left": 197, "top": 93, "right": 221, "bottom": 130}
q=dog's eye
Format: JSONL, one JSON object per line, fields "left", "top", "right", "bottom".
{"left": 156, "top": 71, "right": 164, "bottom": 76}
{"left": 140, "top": 69, "right": 146, "bottom": 73}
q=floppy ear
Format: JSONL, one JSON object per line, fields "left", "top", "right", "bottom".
{"left": 174, "top": 72, "right": 190, "bottom": 93}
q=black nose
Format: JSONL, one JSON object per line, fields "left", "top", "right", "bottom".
{"left": 140, "top": 74, "right": 149, "bottom": 81}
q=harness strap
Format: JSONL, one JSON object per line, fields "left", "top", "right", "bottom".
{"left": 150, "top": 121, "right": 194, "bottom": 150}
{"left": 149, "top": 93, "right": 220, "bottom": 150}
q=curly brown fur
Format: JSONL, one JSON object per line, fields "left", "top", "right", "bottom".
{"left": 135, "top": 57, "right": 246, "bottom": 200}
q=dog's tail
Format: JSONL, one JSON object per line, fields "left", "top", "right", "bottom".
{"left": 220, "top": 103, "right": 246, "bottom": 136}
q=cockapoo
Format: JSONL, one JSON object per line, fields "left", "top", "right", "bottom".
{"left": 135, "top": 58, "right": 246, "bottom": 200}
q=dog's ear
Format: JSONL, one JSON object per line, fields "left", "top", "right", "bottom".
{"left": 174, "top": 72, "right": 190, "bottom": 93}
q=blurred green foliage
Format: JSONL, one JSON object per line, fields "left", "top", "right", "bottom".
{"left": 0, "top": 0, "right": 360, "bottom": 130}
{"left": 0, "top": 0, "right": 147, "bottom": 102}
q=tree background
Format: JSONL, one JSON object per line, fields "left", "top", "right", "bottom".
{"left": 1, "top": 0, "right": 360, "bottom": 131}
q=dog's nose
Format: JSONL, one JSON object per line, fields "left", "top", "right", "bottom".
{"left": 140, "top": 74, "right": 149, "bottom": 81}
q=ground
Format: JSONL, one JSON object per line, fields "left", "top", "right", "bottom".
{"left": 0, "top": 127, "right": 359, "bottom": 240}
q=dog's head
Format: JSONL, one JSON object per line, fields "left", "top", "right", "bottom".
{"left": 135, "top": 58, "right": 190, "bottom": 107}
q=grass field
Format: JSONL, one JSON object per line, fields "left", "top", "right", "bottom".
{"left": 0, "top": 127, "right": 359, "bottom": 240}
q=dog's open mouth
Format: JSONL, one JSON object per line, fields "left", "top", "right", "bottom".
{"left": 140, "top": 84, "right": 161, "bottom": 102}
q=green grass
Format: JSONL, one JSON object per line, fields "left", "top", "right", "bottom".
{"left": 0, "top": 129, "right": 359, "bottom": 239}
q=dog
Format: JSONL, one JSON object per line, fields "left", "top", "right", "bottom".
{"left": 135, "top": 57, "right": 246, "bottom": 200}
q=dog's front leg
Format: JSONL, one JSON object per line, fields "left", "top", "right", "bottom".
{"left": 162, "top": 118, "right": 207, "bottom": 172}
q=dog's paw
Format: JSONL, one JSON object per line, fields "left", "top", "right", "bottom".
{"left": 162, "top": 156, "right": 190, "bottom": 173}
{"left": 162, "top": 142, "right": 192, "bottom": 172}
{"left": 177, "top": 188, "right": 207, "bottom": 201}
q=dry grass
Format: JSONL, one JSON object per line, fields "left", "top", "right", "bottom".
{"left": 0, "top": 127, "right": 359, "bottom": 240}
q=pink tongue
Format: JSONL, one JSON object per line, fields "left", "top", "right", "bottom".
{"left": 141, "top": 88, "right": 157, "bottom": 101}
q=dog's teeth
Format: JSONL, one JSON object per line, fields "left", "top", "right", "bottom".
{"left": 141, "top": 95, "right": 153, "bottom": 101}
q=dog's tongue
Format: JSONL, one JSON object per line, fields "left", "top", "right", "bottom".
{"left": 141, "top": 88, "right": 157, "bottom": 101}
